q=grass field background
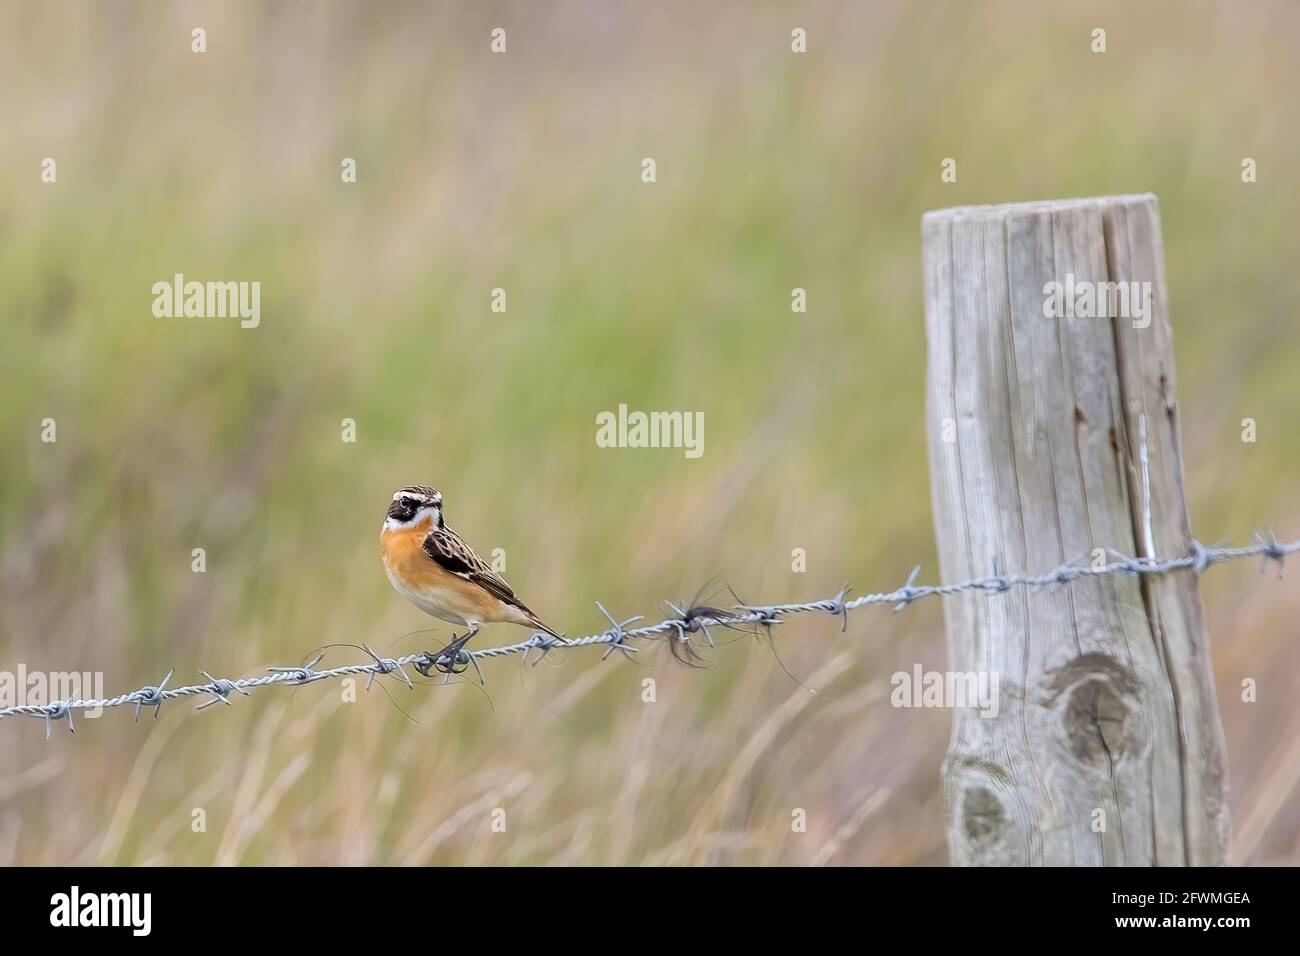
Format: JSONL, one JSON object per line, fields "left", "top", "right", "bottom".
{"left": 2, "top": 0, "right": 1299, "bottom": 865}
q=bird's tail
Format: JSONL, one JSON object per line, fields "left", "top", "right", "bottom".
{"left": 524, "top": 609, "right": 565, "bottom": 643}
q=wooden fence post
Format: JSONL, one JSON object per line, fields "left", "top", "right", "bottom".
{"left": 921, "top": 195, "right": 1229, "bottom": 865}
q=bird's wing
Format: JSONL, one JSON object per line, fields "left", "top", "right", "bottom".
{"left": 421, "top": 523, "right": 523, "bottom": 609}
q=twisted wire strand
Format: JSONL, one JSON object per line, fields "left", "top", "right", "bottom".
{"left": 2, "top": 532, "right": 1293, "bottom": 735}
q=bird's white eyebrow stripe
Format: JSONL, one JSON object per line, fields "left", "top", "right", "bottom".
{"left": 392, "top": 491, "right": 440, "bottom": 502}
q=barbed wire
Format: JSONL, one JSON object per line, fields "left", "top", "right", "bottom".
{"left": 1, "top": 531, "right": 1293, "bottom": 737}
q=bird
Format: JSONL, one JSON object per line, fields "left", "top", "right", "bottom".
{"left": 380, "top": 485, "right": 562, "bottom": 672}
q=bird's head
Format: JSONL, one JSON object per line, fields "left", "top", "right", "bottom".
{"left": 385, "top": 485, "right": 443, "bottom": 530}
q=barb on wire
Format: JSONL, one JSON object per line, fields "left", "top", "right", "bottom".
{"left": 3, "top": 534, "right": 1296, "bottom": 733}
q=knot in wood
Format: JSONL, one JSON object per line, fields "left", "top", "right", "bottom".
{"left": 1041, "top": 653, "right": 1144, "bottom": 767}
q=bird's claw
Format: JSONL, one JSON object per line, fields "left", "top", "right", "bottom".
{"left": 415, "top": 630, "right": 476, "bottom": 678}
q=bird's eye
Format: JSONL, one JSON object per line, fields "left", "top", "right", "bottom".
{"left": 401, "top": 497, "right": 414, "bottom": 509}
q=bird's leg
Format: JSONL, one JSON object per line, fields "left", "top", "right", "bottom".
{"left": 415, "top": 625, "right": 483, "bottom": 679}
{"left": 420, "top": 623, "right": 479, "bottom": 679}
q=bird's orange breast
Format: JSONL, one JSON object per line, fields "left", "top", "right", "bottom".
{"left": 380, "top": 516, "right": 502, "bottom": 622}
{"left": 380, "top": 517, "right": 435, "bottom": 578}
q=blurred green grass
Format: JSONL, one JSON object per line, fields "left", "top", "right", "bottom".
{"left": 1, "top": 0, "right": 1299, "bottom": 864}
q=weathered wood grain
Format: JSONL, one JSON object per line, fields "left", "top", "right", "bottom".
{"left": 921, "top": 195, "right": 1228, "bottom": 865}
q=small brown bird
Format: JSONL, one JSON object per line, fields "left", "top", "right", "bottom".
{"left": 380, "top": 485, "right": 562, "bottom": 664}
